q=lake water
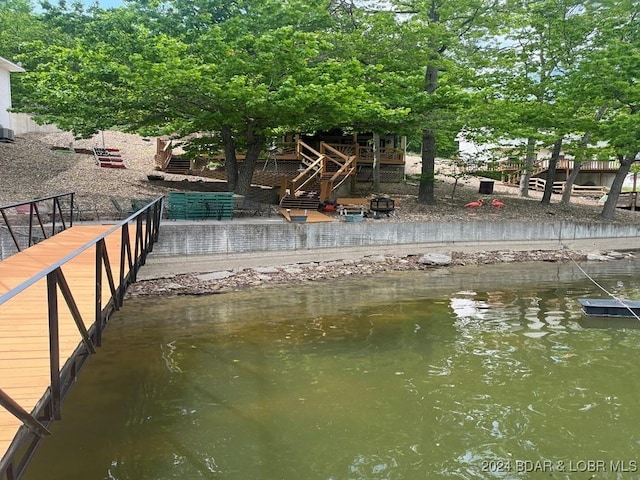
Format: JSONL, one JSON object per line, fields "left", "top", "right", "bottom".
{"left": 22, "top": 260, "right": 640, "bottom": 479}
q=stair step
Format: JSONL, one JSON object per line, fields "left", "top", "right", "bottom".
{"left": 165, "top": 158, "right": 191, "bottom": 174}
{"left": 280, "top": 194, "right": 320, "bottom": 210}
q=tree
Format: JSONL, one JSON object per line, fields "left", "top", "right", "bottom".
{"left": 573, "top": 0, "right": 640, "bottom": 220}
{"left": 0, "top": 0, "right": 66, "bottom": 101}
{"left": 392, "top": 0, "right": 490, "bottom": 205}
{"left": 15, "top": 0, "right": 406, "bottom": 195}
{"left": 559, "top": 106, "right": 607, "bottom": 207}
{"left": 465, "top": 0, "right": 597, "bottom": 205}
{"left": 330, "top": 8, "right": 420, "bottom": 193}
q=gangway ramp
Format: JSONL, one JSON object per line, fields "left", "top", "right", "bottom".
{"left": 0, "top": 197, "right": 162, "bottom": 480}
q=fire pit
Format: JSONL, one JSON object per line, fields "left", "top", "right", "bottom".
{"left": 369, "top": 196, "right": 395, "bottom": 215}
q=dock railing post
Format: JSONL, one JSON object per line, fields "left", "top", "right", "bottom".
{"left": 46, "top": 273, "right": 61, "bottom": 421}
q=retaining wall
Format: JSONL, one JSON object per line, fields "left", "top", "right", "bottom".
{"left": 10, "top": 113, "right": 62, "bottom": 136}
{"left": 150, "top": 220, "right": 640, "bottom": 257}
{"left": 2, "top": 220, "right": 639, "bottom": 262}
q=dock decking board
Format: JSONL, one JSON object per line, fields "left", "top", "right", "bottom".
{"left": 0, "top": 223, "right": 141, "bottom": 472}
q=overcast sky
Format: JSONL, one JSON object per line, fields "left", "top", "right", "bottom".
{"left": 85, "top": 0, "right": 124, "bottom": 9}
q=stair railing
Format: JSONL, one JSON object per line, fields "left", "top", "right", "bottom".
{"left": 280, "top": 140, "right": 357, "bottom": 202}
{"left": 155, "top": 138, "right": 173, "bottom": 170}
{"left": 318, "top": 143, "right": 357, "bottom": 201}
{"left": 280, "top": 141, "right": 326, "bottom": 199}
{"left": 320, "top": 142, "right": 356, "bottom": 171}
{"left": 291, "top": 156, "right": 324, "bottom": 193}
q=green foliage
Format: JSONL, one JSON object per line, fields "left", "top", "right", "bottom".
{"left": 6, "top": 0, "right": 640, "bottom": 205}
{"left": 179, "top": 136, "right": 224, "bottom": 161}
{"left": 14, "top": 0, "right": 411, "bottom": 149}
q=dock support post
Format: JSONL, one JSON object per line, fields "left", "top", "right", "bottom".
{"left": 95, "top": 241, "right": 103, "bottom": 347}
{"left": 46, "top": 274, "right": 61, "bottom": 421}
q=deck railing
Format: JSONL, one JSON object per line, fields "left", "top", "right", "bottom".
{"left": 528, "top": 178, "right": 609, "bottom": 197}
{"left": 0, "top": 196, "right": 164, "bottom": 480}
{"left": 500, "top": 158, "right": 620, "bottom": 173}
{"left": 0, "top": 193, "right": 76, "bottom": 256}
{"left": 319, "top": 143, "right": 357, "bottom": 201}
{"left": 354, "top": 145, "right": 405, "bottom": 165}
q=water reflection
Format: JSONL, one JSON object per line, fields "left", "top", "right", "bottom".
{"left": 21, "top": 259, "right": 640, "bottom": 480}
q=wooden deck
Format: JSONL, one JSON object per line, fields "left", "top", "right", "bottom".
{"left": 0, "top": 224, "right": 139, "bottom": 472}
{"left": 279, "top": 209, "right": 334, "bottom": 223}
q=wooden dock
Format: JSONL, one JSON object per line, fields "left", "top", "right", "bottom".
{"left": 0, "top": 214, "right": 158, "bottom": 479}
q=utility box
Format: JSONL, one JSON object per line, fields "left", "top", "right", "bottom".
{"left": 479, "top": 181, "right": 494, "bottom": 194}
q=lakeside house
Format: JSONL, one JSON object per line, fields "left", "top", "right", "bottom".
{"left": 458, "top": 135, "right": 620, "bottom": 196}
{"left": 155, "top": 129, "right": 407, "bottom": 207}
{"left": 0, "top": 56, "right": 25, "bottom": 142}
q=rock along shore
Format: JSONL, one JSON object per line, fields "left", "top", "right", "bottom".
{"left": 125, "top": 248, "right": 635, "bottom": 298}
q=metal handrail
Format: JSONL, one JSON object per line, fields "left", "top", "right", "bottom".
{"left": 0, "top": 197, "right": 162, "bottom": 306}
{"left": 0, "top": 193, "right": 75, "bottom": 254}
{"left": 0, "top": 196, "right": 164, "bottom": 480}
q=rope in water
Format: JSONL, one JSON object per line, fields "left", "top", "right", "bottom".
{"left": 561, "top": 244, "right": 640, "bottom": 322}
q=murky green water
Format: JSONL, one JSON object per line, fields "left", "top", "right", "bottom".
{"left": 23, "top": 261, "right": 640, "bottom": 479}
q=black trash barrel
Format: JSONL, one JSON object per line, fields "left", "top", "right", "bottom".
{"left": 479, "top": 181, "right": 494, "bottom": 194}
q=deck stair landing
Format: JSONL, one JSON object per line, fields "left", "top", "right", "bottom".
{"left": 154, "top": 138, "right": 190, "bottom": 174}
{"left": 279, "top": 208, "right": 333, "bottom": 223}
{"left": 164, "top": 157, "right": 190, "bottom": 175}
{"left": 279, "top": 191, "right": 320, "bottom": 210}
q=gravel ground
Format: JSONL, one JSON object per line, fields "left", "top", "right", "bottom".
{"left": 0, "top": 131, "right": 221, "bottom": 219}
{"left": 126, "top": 249, "right": 636, "bottom": 297}
{"left": 3, "top": 130, "right": 638, "bottom": 296}
{"left": 1, "top": 130, "right": 638, "bottom": 225}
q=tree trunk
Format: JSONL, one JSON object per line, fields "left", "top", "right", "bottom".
{"left": 519, "top": 137, "right": 536, "bottom": 197}
{"left": 418, "top": 128, "right": 436, "bottom": 204}
{"left": 600, "top": 152, "right": 638, "bottom": 220}
{"left": 221, "top": 125, "right": 238, "bottom": 192}
{"left": 372, "top": 132, "right": 381, "bottom": 193}
{"left": 418, "top": 62, "right": 438, "bottom": 205}
{"left": 541, "top": 137, "right": 562, "bottom": 206}
{"left": 562, "top": 107, "right": 607, "bottom": 206}
{"left": 633, "top": 172, "right": 638, "bottom": 212}
{"left": 235, "top": 124, "right": 265, "bottom": 196}
{"left": 560, "top": 162, "right": 582, "bottom": 206}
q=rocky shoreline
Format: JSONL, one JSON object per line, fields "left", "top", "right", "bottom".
{"left": 125, "top": 248, "right": 635, "bottom": 298}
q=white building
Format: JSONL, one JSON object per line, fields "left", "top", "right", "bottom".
{"left": 0, "top": 55, "right": 26, "bottom": 141}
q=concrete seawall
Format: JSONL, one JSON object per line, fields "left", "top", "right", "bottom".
{"left": 4, "top": 219, "right": 638, "bottom": 277}
{"left": 151, "top": 219, "right": 640, "bottom": 257}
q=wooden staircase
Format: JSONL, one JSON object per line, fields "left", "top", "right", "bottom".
{"left": 164, "top": 157, "right": 191, "bottom": 174}
{"left": 279, "top": 191, "right": 321, "bottom": 210}
{"left": 279, "top": 141, "right": 356, "bottom": 209}
{"left": 155, "top": 138, "right": 191, "bottom": 174}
